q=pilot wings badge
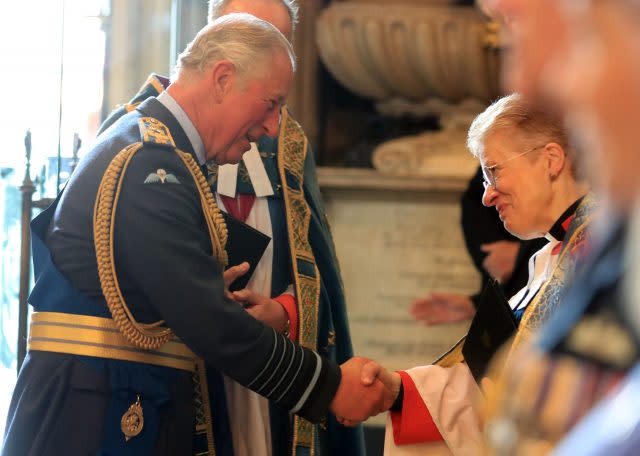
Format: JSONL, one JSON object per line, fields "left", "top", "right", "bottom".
{"left": 144, "top": 168, "right": 180, "bottom": 184}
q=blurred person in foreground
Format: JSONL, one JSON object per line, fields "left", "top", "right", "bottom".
{"left": 478, "top": 0, "right": 640, "bottom": 454}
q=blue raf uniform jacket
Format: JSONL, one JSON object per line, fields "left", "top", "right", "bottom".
{"left": 2, "top": 97, "right": 342, "bottom": 456}
{"left": 98, "top": 75, "right": 364, "bottom": 456}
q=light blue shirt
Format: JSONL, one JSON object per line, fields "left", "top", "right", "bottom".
{"left": 157, "top": 91, "right": 206, "bottom": 165}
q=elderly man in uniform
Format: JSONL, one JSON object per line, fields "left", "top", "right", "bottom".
{"left": 97, "top": 1, "right": 365, "bottom": 455}
{"left": 205, "top": 2, "right": 364, "bottom": 455}
{"left": 1, "top": 15, "right": 390, "bottom": 456}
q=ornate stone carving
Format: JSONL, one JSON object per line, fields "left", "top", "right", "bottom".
{"left": 316, "top": 3, "right": 500, "bottom": 103}
{"left": 372, "top": 100, "right": 482, "bottom": 178}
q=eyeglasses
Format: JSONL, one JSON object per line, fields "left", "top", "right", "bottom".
{"left": 481, "top": 144, "right": 546, "bottom": 189}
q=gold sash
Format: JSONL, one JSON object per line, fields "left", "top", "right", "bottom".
{"left": 28, "top": 311, "right": 197, "bottom": 371}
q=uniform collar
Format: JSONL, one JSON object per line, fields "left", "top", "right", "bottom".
{"left": 134, "top": 74, "right": 274, "bottom": 196}
{"left": 217, "top": 143, "right": 275, "bottom": 197}
{"left": 156, "top": 91, "right": 207, "bottom": 165}
{"left": 135, "top": 97, "right": 193, "bottom": 155}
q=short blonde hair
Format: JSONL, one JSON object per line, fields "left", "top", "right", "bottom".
{"left": 208, "top": 0, "right": 299, "bottom": 33}
{"left": 174, "top": 13, "right": 296, "bottom": 81}
{"left": 467, "top": 93, "right": 570, "bottom": 161}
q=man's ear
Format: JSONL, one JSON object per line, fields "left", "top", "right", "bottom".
{"left": 210, "top": 60, "right": 236, "bottom": 103}
{"left": 545, "top": 142, "right": 567, "bottom": 179}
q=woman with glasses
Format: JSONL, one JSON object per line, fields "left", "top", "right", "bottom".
{"left": 356, "top": 93, "right": 594, "bottom": 455}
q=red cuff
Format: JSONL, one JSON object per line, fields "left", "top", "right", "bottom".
{"left": 274, "top": 293, "right": 298, "bottom": 341}
{"left": 390, "top": 371, "right": 443, "bottom": 445}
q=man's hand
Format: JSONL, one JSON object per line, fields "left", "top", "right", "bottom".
{"left": 232, "top": 289, "right": 288, "bottom": 333}
{"left": 410, "top": 292, "right": 476, "bottom": 325}
{"left": 360, "top": 360, "right": 402, "bottom": 396}
{"left": 480, "top": 241, "right": 520, "bottom": 284}
{"left": 223, "top": 262, "right": 250, "bottom": 299}
{"left": 330, "top": 357, "right": 397, "bottom": 426}
{"left": 336, "top": 359, "right": 402, "bottom": 427}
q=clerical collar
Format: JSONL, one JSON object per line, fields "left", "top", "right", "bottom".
{"left": 546, "top": 196, "right": 585, "bottom": 243}
{"left": 217, "top": 143, "right": 275, "bottom": 197}
{"left": 156, "top": 91, "right": 206, "bottom": 165}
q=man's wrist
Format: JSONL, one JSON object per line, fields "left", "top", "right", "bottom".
{"left": 297, "top": 358, "right": 341, "bottom": 423}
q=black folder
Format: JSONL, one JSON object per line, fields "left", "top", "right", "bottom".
{"left": 462, "top": 279, "right": 518, "bottom": 383}
{"left": 222, "top": 212, "right": 271, "bottom": 292}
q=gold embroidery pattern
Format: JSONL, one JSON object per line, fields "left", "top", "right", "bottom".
{"left": 139, "top": 117, "right": 176, "bottom": 147}
{"left": 278, "top": 108, "right": 320, "bottom": 455}
{"left": 299, "top": 279, "right": 320, "bottom": 355}
{"left": 290, "top": 197, "right": 314, "bottom": 260}
{"left": 294, "top": 418, "right": 315, "bottom": 452}
{"left": 507, "top": 195, "right": 596, "bottom": 361}
{"left": 204, "top": 161, "right": 252, "bottom": 190}
{"left": 205, "top": 161, "right": 219, "bottom": 188}
{"left": 238, "top": 161, "right": 252, "bottom": 185}
{"left": 526, "top": 227, "right": 589, "bottom": 332}
{"left": 193, "top": 360, "right": 216, "bottom": 455}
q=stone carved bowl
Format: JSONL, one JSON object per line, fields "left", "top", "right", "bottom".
{"left": 316, "top": 3, "right": 500, "bottom": 104}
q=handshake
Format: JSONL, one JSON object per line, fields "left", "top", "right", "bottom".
{"left": 329, "top": 357, "right": 402, "bottom": 427}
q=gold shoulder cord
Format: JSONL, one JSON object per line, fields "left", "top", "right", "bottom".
{"left": 93, "top": 139, "right": 228, "bottom": 351}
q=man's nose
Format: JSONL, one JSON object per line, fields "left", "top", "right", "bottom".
{"left": 482, "top": 183, "right": 498, "bottom": 207}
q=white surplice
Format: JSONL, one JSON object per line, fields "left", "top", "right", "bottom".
{"left": 385, "top": 236, "right": 562, "bottom": 456}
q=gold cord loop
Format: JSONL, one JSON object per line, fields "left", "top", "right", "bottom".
{"left": 93, "top": 142, "right": 227, "bottom": 350}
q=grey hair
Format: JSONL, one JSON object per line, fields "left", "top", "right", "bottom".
{"left": 467, "top": 93, "right": 571, "bottom": 162}
{"left": 208, "top": 0, "right": 299, "bottom": 33}
{"left": 173, "top": 13, "right": 296, "bottom": 81}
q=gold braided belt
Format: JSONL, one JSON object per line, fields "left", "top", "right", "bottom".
{"left": 28, "top": 311, "right": 198, "bottom": 371}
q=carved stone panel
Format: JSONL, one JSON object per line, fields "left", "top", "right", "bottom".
{"left": 319, "top": 168, "right": 479, "bottom": 376}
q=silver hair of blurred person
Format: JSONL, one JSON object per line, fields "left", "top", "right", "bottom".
{"left": 172, "top": 13, "right": 296, "bottom": 83}
{"left": 208, "top": 0, "right": 299, "bottom": 32}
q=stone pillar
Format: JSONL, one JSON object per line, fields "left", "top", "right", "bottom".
{"left": 106, "top": 0, "right": 172, "bottom": 112}
{"left": 288, "top": 0, "right": 325, "bottom": 148}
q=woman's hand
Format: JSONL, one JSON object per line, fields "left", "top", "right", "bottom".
{"left": 481, "top": 240, "right": 520, "bottom": 284}
{"left": 410, "top": 292, "right": 476, "bottom": 325}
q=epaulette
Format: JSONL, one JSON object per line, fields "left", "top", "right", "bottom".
{"left": 138, "top": 117, "right": 176, "bottom": 149}
{"left": 125, "top": 74, "right": 168, "bottom": 110}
